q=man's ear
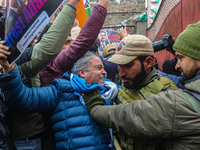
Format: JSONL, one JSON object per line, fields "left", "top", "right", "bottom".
{"left": 78, "top": 69, "right": 86, "bottom": 78}
{"left": 144, "top": 56, "right": 153, "bottom": 69}
{"left": 196, "top": 59, "right": 200, "bottom": 68}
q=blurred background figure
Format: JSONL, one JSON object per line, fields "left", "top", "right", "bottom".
{"left": 103, "top": 44, "right": 117, "bottom": 59}
{"left": 99, "top": 44, "right": 121, "bottom": 85}
{"left": 62, "top": 26, "right": 81, "bottom": 50}
{"left": 71, "top": 26, "right": 81, "bottom": 41}
{"left": 73, "top": 18, "right": 79, "bottom": 27}
{"left": 0, "top": 6, "right": 6, "bottom": 40}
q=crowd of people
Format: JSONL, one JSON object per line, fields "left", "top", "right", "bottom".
{"left": 0, "top": 0, "right": 199, "bottom": 149}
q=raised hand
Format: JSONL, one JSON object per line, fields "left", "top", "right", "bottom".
{"left": 98, "top": 0, "right": 110, "bottom": 9}
{"left": 0, "top": 41, "right": 10, "bottom": 59}
{"left": 0, "top": 41, "right": 15, "bottom": 73}
{"left": 68, "top": 0, "right": 81, "bottom": 8}
{"left": 118, "top": 27, "right": 127, "bottom": 40}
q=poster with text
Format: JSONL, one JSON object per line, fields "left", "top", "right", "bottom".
{"left": 98, "top": 29, "right": 120, "bottom": 55}
{"left": 5, "top": 0, "right": 65, "bottom": 64}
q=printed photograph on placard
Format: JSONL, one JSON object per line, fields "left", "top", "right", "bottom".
{"left": 5, "top": 0, "right": 65, "bottom": 64}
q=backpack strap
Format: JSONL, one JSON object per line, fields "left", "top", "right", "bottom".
{"left": 184, "top": 92, "right": 200, "bottom": 115}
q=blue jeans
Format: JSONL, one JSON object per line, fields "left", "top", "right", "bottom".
{"left": 14, "top": 138, "right": 41, "bottom": 150}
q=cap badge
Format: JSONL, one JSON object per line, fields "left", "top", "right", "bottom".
{"left": 117, "top": 41, "right": 125, "bottom": 52}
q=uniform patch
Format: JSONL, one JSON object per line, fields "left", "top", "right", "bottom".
{"left": 117, "top": 41, "right": 125, "bottom": 52}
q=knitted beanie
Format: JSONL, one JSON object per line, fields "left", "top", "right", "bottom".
{"left": 173, "top": 21, "right": 200, "bottom": 60}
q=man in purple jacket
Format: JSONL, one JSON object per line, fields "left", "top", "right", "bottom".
{"left": 39, "top": 0, "right": 108, "bottom": 87}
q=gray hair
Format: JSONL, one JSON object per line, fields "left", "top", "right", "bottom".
{"left": 71, "top": 51, "right": 97, "bottom": 75}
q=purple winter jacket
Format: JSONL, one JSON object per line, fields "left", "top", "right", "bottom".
{"left": 39, "top": 5, "right": 107, "bottom": 86}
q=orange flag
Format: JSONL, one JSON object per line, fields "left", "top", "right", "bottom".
{"left": 76, "top": 0, "right": 91, "bottom": 28}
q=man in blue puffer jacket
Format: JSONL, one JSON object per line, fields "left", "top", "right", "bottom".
{"left": 0, "top": 51, "right": 117, "bottom": 150}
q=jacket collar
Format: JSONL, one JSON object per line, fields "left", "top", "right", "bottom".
{"left": 126, "top": 67, "right": 159, "bottom": 92}
{"left": 62, "top": 71, "right": 71, "bottom": 80}
{"left": 184, "top": 70, "right": 200, "bottom": 101}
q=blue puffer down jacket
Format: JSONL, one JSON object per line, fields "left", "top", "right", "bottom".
{"left": 0, "top": 66, "right": 111, "bottom": 150}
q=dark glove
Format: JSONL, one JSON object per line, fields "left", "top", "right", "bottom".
{"left": 83, "top": 90, "right": 105, "bottom": 112}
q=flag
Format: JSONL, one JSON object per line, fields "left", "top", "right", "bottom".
{"left": 116, "top": 0, "right": 120, "bottom": 4}
{"left": 0, "top": 0, "right": 3, "bottom": 6}
{"left": 76, "top": 0, "right": 91, "bottom": 28}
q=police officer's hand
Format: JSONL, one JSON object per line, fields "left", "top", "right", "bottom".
{"left": 83, "top": 90, "right": 105, "bottom": 113}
